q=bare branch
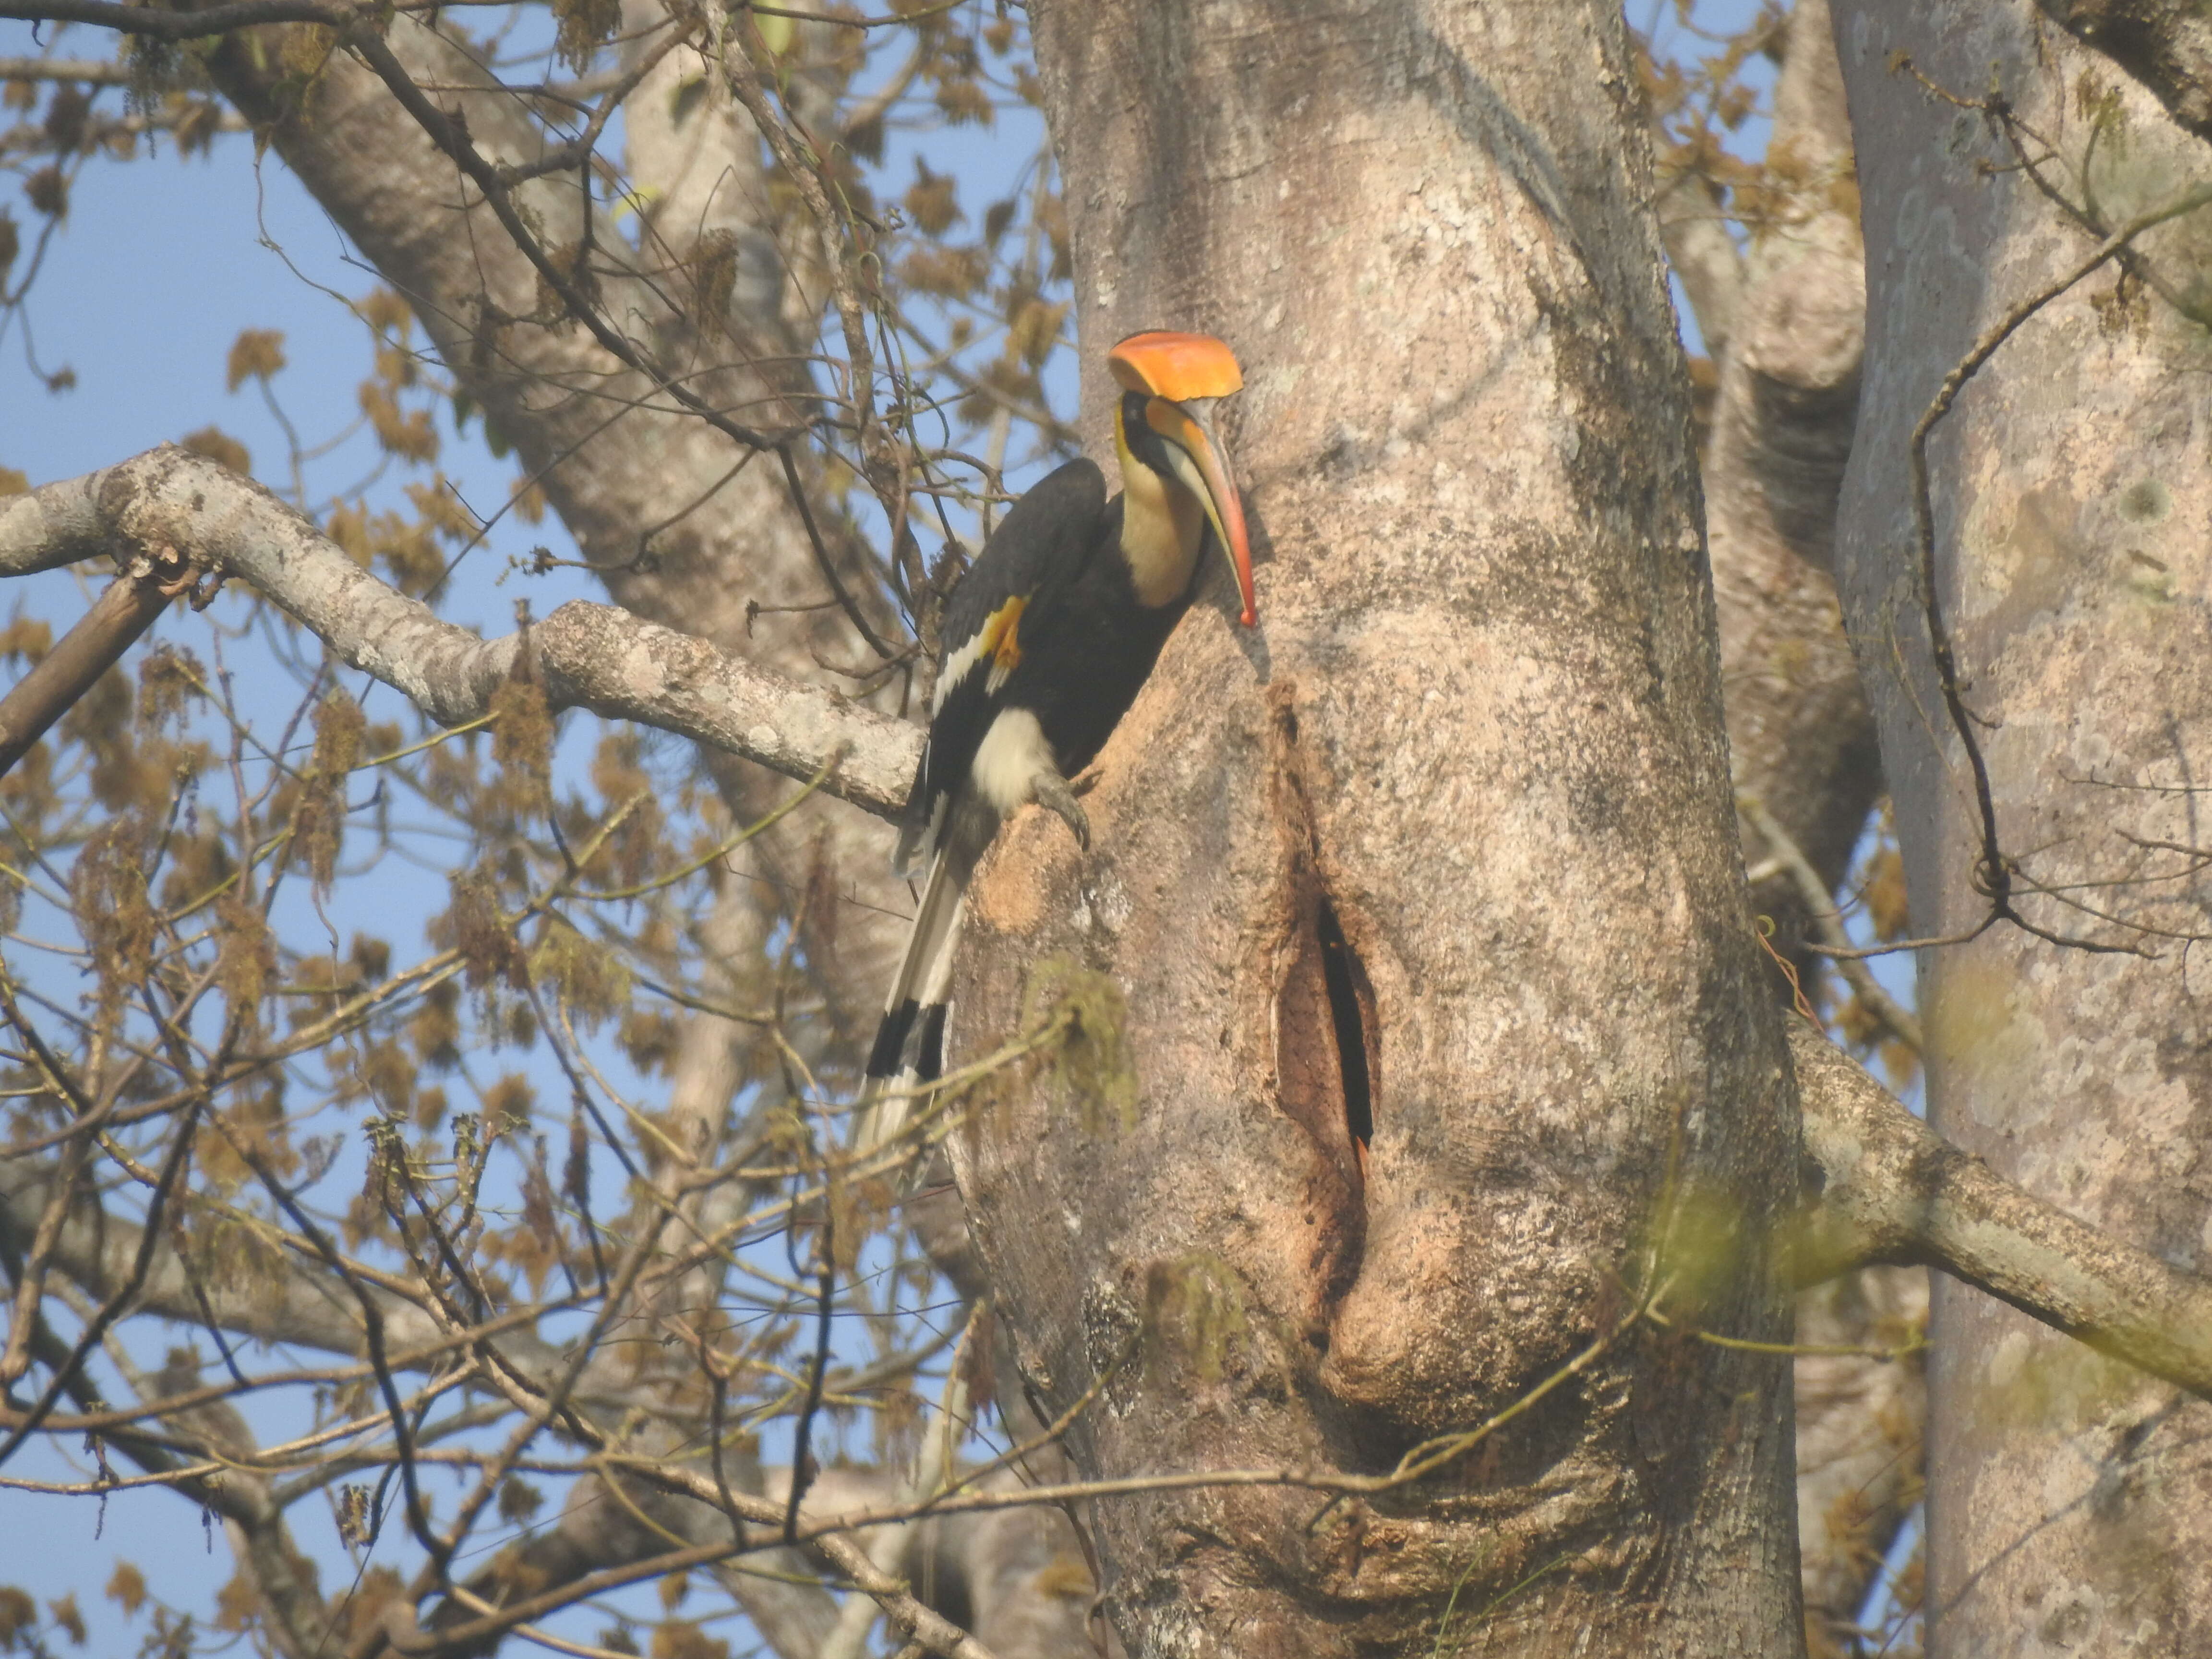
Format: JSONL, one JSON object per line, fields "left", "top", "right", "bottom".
{"left": 0, "top": 1101, "right": 200, "bottom": 1463}
{"left": 185, "top": 4, "right": 920, "bottom": 1061}
{"left": 0, "top": 1134, "right": 580, "bottom": 1382}
{"left": 0, "top": 448, "right": 922, "bottom": 818}
{"left": 817, "top": 1324, "right": 975, "bottom": 1659}
{"left": 1903, "top": 169, "right": 2212, "bottom": 952}
{"left": 383, "top": 1467, "right": 1006, "bottom": 1659}
{"left": 0, "top": 0, "right": 357, "bottom": 36}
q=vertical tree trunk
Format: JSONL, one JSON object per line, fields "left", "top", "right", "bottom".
{"left": 1686, "top": 7, "right": 1923, "bottom": 1640}
{"left": 1702, "top": 0, "right": 1882, "bottom": 940}
{"left": 953, "top": 3, "right": 1806, "bottom": 1653}
{"left": 1833, "top": 3, "right": 2212, "bottom": 1650}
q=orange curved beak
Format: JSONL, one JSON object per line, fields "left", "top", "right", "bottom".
{"left": 1147, "top": 398, "right": 1257, "bottom": 627}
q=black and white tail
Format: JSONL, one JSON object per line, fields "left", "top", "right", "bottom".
{"left": 851, "top": 845, "right": 968, "bottom": 1167}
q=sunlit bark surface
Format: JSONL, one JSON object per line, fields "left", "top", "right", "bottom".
{"left": 1835, "top": 2, "right": 2212, "bottom": 1650}
{"left": 946, "top": 2, "right": 1805, "bottom": 1653}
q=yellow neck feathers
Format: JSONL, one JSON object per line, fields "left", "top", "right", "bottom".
{"left": 1115, "top": 402, "right": 1206, "bottom": 610}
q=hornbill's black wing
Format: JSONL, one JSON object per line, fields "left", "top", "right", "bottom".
{"left": 860, "top": 458, "right": 1111, "bottom": 1156}
{"left": 894, "top": 457, "right": 1109, "bottom": 875}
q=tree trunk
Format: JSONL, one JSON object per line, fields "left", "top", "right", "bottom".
{"left": 949, "top": 3, "right": 1806, "bottom": 1653}
{"left": 1833, "top": 2, "right": 2212, "bottom": 1650}
{"left": 1682, "top": 6, "right": 1922, "bottom": 1640}
{"left": 1701, "top": 0, "right": 1882, "bottom": 950}
{"left": 1655, "top": 8, "right": 1919, "bottom": 1634}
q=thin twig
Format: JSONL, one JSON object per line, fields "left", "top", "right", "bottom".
{"left": 0, "top": 1101, "right": 202, "bottom": 1466}
{"left": 1738, "top": 792, "right": 1923, "bottom": 1050}
{"left": 782, "top": 1176, "right": 837, "bottom": 1544}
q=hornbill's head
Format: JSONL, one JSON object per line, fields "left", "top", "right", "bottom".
{"left": 1107, "top": 331, "right": 1258, "bottom": 626}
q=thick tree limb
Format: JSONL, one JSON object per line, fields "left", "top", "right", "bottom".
{"left": 191, "top": 5, "right": 917, "bottom": 1060}
{"left": 1791, "top": 1023, "right": 2212, "bottom": 1400}
{"left": 0, "top": 447, "right": 921, "bottom": 819}
{"left": 0, "top": 0, "right": 365, "bottom": 36}
{"left": 2038, "top": 0, "right": 2212, "bottom": 144}
{"left": 1694, "top": 10, "right": 1902, "bottom": 1633}
{"left": 1701, "top": 0, "right": 1882, "bottom": 978}
{"left": 1655, "top": 168, "right": 1744, "bottom": 360}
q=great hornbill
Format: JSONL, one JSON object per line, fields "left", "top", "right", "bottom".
{"left": 855, "top": 330, "right": 1256, "bottom": 1158}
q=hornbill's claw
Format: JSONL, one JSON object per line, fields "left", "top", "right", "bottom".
{"left": 1033, "top": 773, "right": 1091, "bottom": 852}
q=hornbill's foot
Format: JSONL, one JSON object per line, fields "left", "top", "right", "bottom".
{"left": 1033, "top": 773, "right": 1091, "bottom": 851}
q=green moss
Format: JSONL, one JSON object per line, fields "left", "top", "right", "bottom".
{"left": 1146, "top": 1252, "right": 1253, "bottom": 1386}
{"left": 2119, "top": 478, "right": 2171, "bottom": 524}
{"left": 1022, "top": 957, "right": 1141, "bottom": 1135}
{"left": 1649, "top": 1175, "right": 1753, "bottom": 1319}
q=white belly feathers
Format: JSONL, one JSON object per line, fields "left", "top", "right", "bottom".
{"left": 969, "top": 706, "right": 1058, "bottom": 817}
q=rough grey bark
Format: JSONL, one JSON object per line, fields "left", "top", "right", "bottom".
{"left": 31, "top": 10, "right": 2212, "bottom": 1653}
{"left": 1832, "top": 2, "right": 2212, "bottom": 1650}
{"left": 946, "top": 2, "right": 1806, "bottom": 1654}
